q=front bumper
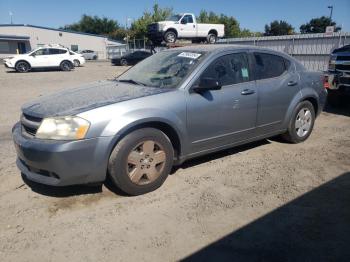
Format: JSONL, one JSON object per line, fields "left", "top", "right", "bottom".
{"left": 12, "top": 122, "right": 115, "bottom": 186}
{"left": 327, "top": 71, "right": 350, "bottom": 89}
{"left": 4, "top": 60, "right": 14, "bottom": 68}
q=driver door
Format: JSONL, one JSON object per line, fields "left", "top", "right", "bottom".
{"left": 29, "top": 48, "right": 50, "bottom": 67}
{"left": 179, "top": 14, "right": 196, "bottom": 38}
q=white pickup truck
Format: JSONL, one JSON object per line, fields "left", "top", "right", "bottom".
{"left": 147, "top": 13, "right": 225, "bottom": 45}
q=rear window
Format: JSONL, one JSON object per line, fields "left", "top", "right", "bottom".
{"left": 253, "top": 52, "right": 288, "bottom": 80}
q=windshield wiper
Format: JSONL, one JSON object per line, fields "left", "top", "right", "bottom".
{"left": 117, "top": 79, "right": 147, "bottom": 86}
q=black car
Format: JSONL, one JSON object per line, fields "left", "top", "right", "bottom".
{"left": 325, "top": 44, "right": 350, "bottom": 105}
{"left": 111, "top": 51, "right": 152, "bottom": 66}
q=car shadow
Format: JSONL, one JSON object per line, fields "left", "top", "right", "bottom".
{"left": 182, "top": 172, "right": 350, "bottom": 262}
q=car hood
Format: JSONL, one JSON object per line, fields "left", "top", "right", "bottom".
{"left": 22, "top": 80, "right": 173, "bottom": 118}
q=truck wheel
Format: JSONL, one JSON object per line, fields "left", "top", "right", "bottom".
{"left": 207, "top": 33, "right": 217, "bottom": 44}
{"left": 281, "top": 101, "right": 315, "bottom": 143}
{"left": 60, "top": 61, "right": 73, "bottom": 71}
{"left": 108, "top": 128, "right": 174, "bottom": 195}
{"left": 15, "top": 61, "right": 30, "bottom": 73}
{"left": 164, "top": 31, "right": 177, "bottom": 43}
{"left": 120, "top": 59, "right": 128, "bottom": 66}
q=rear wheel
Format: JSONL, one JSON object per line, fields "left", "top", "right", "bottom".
{"left": 108, "top": 128, "right": 174, "bottom": 195}
{"left": 15, "top": 61, "right": 30, "bottom": 73}
{"left": 92, "top": 55, "right": 97, "bottom": 60}
{"left": 60, "top": 61, "right": 73, "bottom": 71}
{"left": 120, "top": 59, "right": 128, "bottom": 66}
{"left": 207, "top": 33, "right": 217, "bottom": 44}
{"left": 281, "top": 101, "right": 315, "bottom": 143}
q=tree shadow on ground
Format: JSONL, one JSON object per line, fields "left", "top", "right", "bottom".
{"left": 182, "top": 172, "right": 350, "bottom": 262}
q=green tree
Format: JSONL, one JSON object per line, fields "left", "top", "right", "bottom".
{"left": 131, "top": 4, "right": 173, "bottom": 38}
{"left": 197, "top": 10, "right": 241, "bottom": 37}
{"left": 300, "top": 16, "right": 341, "bottom": 33}
{"left": 61, "top": 14, "right": 120, "bottom": 35}
{"left": 264, "top": 20, "right": 294, "bottom": 36}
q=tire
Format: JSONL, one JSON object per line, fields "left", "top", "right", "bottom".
{"left": 73, "top": 59, "right": 80, "bottom": 67}
{"left": 120, "top": 59, "right": 128, "bottom": 66}
{"left": 15, "top": 61, "right": 30, "bottom": 73}
{"left": 60, "top": 61, "right": 73, "bottom": 71}
{"left": 164, "top": 31, "right": 177, "bottom": 44}
{"left": 93, "top": 55, "right": 97, "bottom": 60}
{"left": 207, "top": 33, "right": 217, "bottom": 44}
{"left": 281, "top": 101, "right": 315, "bottom": 143}
{"left": 108, "top": 128, "right": 174, "bottom": 195}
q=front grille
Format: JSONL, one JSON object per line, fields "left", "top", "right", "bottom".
{"left": 339, "top": 76, "right": 350, "bottom": 85}
{"left": 335, "top": 64, "right": 350, "bottom": 71}
{"left": 336, "top": 56, "right": 350, "bottom": 61}
{"left": 21, "top": 113, "right": 42, "bottom": 137}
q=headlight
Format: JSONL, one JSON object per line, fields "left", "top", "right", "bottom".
{"left": 36, "top": 116, "right": 90, "bottom": 140}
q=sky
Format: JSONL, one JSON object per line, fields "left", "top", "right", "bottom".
{"left": 0, "top": 0, "right": 349, "bottom": 32}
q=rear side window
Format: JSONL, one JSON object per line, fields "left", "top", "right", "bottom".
{"left": 49, "top": 49, "right": 67, "bottom": 55}
{"left": 253, "top": 52, "right": 288, "bottom": 80}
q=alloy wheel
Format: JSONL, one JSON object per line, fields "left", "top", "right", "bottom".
{"left": 126, "top": 140, "right": 166, "bottom": 185}
{"left": 295, "top": 108, "right": 312, "bottom": 137}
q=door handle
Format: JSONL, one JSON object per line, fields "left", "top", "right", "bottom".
{"left": 287, "top": 81, "right": 298, "bottom": 86}
{"left": 241, "top": 89, "right": 255, "bottom": 95}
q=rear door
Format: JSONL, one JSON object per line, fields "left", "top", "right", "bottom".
{"left": 48, "top": 48, "right": 67, "bottom": 66}
{"left": 252, "top": 52, "right": 300, "bottom": 134}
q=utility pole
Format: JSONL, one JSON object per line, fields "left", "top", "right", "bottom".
{"left": 328, "top": 5, "right": 333, "bottom": 23}
{"left": 9, "top": 11, "right": 13, "bottom": 24}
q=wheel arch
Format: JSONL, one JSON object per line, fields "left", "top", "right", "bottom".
{"left": 208, "top": 29, "right": 218, "bottom": 36}
{"left": 108, "top": 120, "right": 183, "bottom": 163}
{"left": 164, "top": 28, "right": 178, "bottom": 37}
{"left": 15, "top": 60, "right": 31, "bottom": 68}
{"left": 60, "top": 59, "right": 74, "bottom": 66}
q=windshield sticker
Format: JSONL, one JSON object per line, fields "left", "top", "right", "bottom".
{"left": 241, "top": 68, "right": 249, "bottom": 78}
{"left": 177, "top": 52, "right": 202, "bottom": 59}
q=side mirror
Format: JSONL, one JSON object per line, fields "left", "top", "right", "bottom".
{"left": 181, "top": 20, "right": 187, "bottom": 25}
{"left": 31, "top": 53, "right": 36, "bottom": 57}
{"left": 193, "top": 77, "right": 221, "bottom": 92}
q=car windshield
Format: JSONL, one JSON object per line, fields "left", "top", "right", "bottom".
{"left": 117, "top": 50, "right": 206, "bottom": 89}
{"left": 167, "top": 14, "right": 182, "bottom": 21}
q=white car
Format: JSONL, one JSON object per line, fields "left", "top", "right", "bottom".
{"left": 4, "top": 46, "right": 75, "bottom": 73}
{"left": 69, "top": 51, "right": 86, "bottom": 67}
{"left": 147, "top": 13, "right": 225, "bottom": 44}
{"left": 79, "top": 50, "right": 98, "bottom": 60}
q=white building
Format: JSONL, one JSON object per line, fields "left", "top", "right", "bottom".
{"left": 0, "top": 24, "right": 124, "bottom": 59}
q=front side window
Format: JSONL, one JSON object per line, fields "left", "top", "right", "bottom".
{"left": 33, "top": 48, "right": 49, "bottom": 56}
{"left": 200, "top": 53, "right": 250, "bottom": 86}
{"left": 118, "top": 50, "right": 206, "bottom": 89}
{"left": 181, "top": 15, "right": 193, "bottom": 24}
{"left": 254, "top": 52, "right": 287, "bottom": 80}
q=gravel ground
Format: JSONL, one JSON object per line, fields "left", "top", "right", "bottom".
{"left": 0, "top": 62, "right": 349, "bottom": 262}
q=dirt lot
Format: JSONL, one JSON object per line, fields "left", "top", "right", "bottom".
{"left": 0, "top": 62, "right": 349, "bottom": 262}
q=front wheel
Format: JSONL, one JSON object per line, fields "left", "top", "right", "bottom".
{"left": 120, "top": 59, "right": 128, "bottom": 66}
{"left": 108, "top": 128, "right": 174, "bottom": 195}
{"left": 164, "top": 31, "right": 177, "bottom": 44}
{"left": 15, "top": 61, "right": 30, "bottom": 73}
{"left": 281, "top": 101, "right": 315, "bottom": 143}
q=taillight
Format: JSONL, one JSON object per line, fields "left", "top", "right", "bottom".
{"left": 323, "top": 75, "right": 330, "bottom": 89}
